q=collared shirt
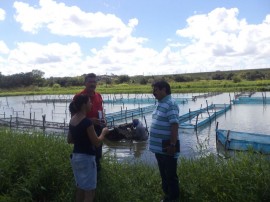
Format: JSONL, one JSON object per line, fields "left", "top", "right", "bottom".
{"left": 149, "top": 94, "right": 180, "bottom": 158}
{"left": 73, "top": 89, "right": 103, "bottom": 119}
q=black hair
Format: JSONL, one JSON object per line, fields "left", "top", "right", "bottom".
{"left": 152, "top": 80, "right": 171, "bottom": 95}
{"left": 84, "top": 73, "right": 97, "bottom": 83}
{"left": 69, "top": 101, "right": 77, "bottom": 116}
{"left": 72, "top": 94, "right": 89, "bottom": 112}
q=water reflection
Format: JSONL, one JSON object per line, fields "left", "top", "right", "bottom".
{"left": 103, "top": 139, "right": 148, "bottom": 158}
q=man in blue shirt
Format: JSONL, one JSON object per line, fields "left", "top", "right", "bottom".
{"left": 149, "top": 80, "right": 180, "bottom": 202}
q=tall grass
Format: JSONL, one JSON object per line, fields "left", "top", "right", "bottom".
{"left": 0, "top": 128, "right": 74, "bottom": 202}
{"left": 179, "top": 154, "right": 270, "bottom": 201}
{"left": 1, "top": 128, "right": 270, "bottom": 201}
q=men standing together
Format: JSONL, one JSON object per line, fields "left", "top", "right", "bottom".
{"left": 69, "top": 75, "right": 180, "bottom": 201}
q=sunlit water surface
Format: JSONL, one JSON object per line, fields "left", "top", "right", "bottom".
{"left": 1, "top": 92, "right": 270, "bottom": 164}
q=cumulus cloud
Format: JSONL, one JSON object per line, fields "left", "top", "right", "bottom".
{"left": 13, "top": 0, "right": 132, "bottom": 38}
{"left": 0, "top": 41, "right": 9, "bottom": 54}
{"left": 1, "top": 3, "right": 269, "bottom": 77}
{"left": 176, "top": 8, "right": 270, "bottom": 72}
{"left": 0, "top": 8, "right": 5, "bottom": 21}
{"left": 6, "top": 42, "right": 83, "bottom": 77}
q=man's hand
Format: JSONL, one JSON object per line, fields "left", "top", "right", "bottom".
{"left": 166, "top": 145, "right": 176, "bottom": 156}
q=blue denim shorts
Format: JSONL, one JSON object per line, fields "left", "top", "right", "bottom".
{"left": 70, "top": 153, "right": 97, "bottom": 190}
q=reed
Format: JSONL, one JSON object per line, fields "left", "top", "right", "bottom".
{"left": 1, "top": 128, "right": 270, "bottom": 201}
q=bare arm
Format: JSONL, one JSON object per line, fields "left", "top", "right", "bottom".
{"left": 67, "top": 131, "right": 73, "bottom": 144}
{"left": 87, "top": 125, "right": 109, "bottom": 147}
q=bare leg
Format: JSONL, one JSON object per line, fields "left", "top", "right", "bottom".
{"left": 84, "top": 189, "right": 95, "bottom": 202}
{"left": 75, "top": 188, "right": 84, "bottom": 202}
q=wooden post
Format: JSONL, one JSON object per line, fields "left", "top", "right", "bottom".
{"left": 195, "top": 114, "right": 199, "bottom": 131}
{"left": 16, "top": 113, "right": 18, "bottom": 128}
{"left": 9, "top": 115, "right": 12, "bottom": 129}
{"left": 125, "top": 107, "right": 127, "bottom": 123}
{"left": 215, "top": 122, "right": 219, "bottom": 145}
{"left": 224, "top": 130, "right": 231, "bottom": 150}
{"left": 42, "top": 115, "right": 46, "bottom": 131}
{"left": 143, "top": 115, "right": 149, "bottom": 133}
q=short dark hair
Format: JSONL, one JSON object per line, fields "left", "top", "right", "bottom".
{"left": 152, "top": 80, "right": 171, "bottom": 95}
{"left": 85, "top": 73, "right": 97, "bottom": 83}
{"left": 69, "top": 101, "right": 77, "bottom": 116}
{"left": 72, "top": 94, "right": 89, "bottom": 112}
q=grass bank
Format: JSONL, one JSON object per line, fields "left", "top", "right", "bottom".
{"left": 1, "top": 128, "right": 270, "bottom": 201}
{"left": 1, "top": 80, "right": 270, "bottom": 96}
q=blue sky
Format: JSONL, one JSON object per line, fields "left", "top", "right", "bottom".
{"left": 0, "top": 0, "right": 269, "bottom": 78}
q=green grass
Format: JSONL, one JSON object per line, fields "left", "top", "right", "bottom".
{"left": 1, "top": 128, "right": 270, "bottom": 201}
{"left": 1, "top": 79, "right": 270, "bottom": 96}
{"left": 0, "top": 129, "right": 74, "bottom": 202}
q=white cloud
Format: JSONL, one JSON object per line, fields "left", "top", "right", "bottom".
{"left": 175, "top": 8, "right": 270, "bottom": 72}
{"left": 0, "top": 8, "right": 5, "bottom": 21}
{"left": 13, "top": 0, "right": 132, "bottom": 38}
{"left": 1, "top": 4, "right": 269, "bottom": 77}
{"left": 0, "top": 41, "right": 9, "bottom": 54}
{"left": 6, "top": 42, "right": 83, "bottom": 77}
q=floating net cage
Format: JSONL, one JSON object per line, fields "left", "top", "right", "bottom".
{"left": 0, "top": 116, "right": 68, "bottom": 136}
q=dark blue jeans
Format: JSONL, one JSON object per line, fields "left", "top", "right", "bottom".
{"left": 155, "top": 153, "right": 180, "bottom": 200}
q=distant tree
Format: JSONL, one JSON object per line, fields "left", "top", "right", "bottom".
{"left": 226, "top": 72, "right": 234, "bottom": 80}
{"left": 46, "top": 77, "right": 55, "bottom": 87}
{"left": 232, "top": 75, "right": 241, "bottom": 83}
{"left": 32, "top": 69, "right": 45, "bottom": 78}
{"left": 52, "top": 83, "right": 61, "bottom": 89}
{"left": 139, "top": 77, "right": 148, "bottom": 85}
{"left": 116, "top": 75, "right": 130, "bottom": 84}
{"left": 264, "top": 73, "right": 270, "bottom": 80}
{"left": 105, "top": 77, "right": 112, "bottom": 87}
{"left": 147, "top": 78, "right": 154, "bottom": 84}
{"left": 212, "top": 72, "right": 225, "bottom": 80}
{"left": 245, "top": 71, "right": 265, "bottom": 81}
{"left": 153, "top": 76, "right": 165, "bottom": 82}
{"left": 173, "top": 75, "right": 186, "bottom": 82}
{"left": 32, "top": 69, "right": 45, "bottom": 86}
{"left": 173, "top": 75, "right": 193, "bottom": 82}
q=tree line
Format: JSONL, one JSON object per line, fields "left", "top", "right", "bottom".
{"left": 0, "top": 68, "right": 269, "bottom": 89}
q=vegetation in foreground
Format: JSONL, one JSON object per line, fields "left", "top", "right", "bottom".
{"left": 0, "top": 128, "right": 270, "bottom": 202}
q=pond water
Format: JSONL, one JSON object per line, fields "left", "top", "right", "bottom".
{"left": 1, "top": 92, "right": 270, "bottom": 163}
